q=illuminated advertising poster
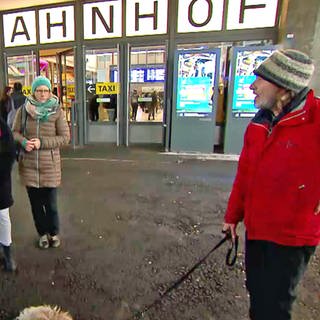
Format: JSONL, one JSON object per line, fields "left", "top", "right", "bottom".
{"left": 176, "top": 52, "right": 216, "bottom": 117}
{"left": 110, "top": 67, "right": 165, "bottom": 83}
{"left": 131, "top": 67, "right": 165, "bottom": 82}
{"left": 232, "top": 49, "right": 274, "bottom": 117}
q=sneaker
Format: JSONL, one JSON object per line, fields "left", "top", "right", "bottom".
{"left": 39, "top": 234, "right": 49, "bottom": 249}
{"left": 50, "top": 235, "right": 61, "bottom": 248}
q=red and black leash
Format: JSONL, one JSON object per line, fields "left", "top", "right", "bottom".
{"left": 132, "top": 232, "right": 239, "bottom": 319}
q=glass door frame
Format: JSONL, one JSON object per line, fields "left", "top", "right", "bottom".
{"left": 83, "top": 45, "right": 121, "bottom": 146}
{"left": 58, "top": 48, "right": 76, "bottom": 145}
{"left": 5, "top": 50, "right": 37, "bottom": 91}
{"left": 57, "top": 48, "right": 75, "bottom": 119}
{"left": 37, "top": 47, "right": 76, "bottom": 144}
{"left": 127, "top": 42, "right": 168, "bottom": 146}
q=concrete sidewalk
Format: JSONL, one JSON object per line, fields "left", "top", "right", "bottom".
{"left": 1, "top": 145, "right": 318, "bottom": 320}
{"left": 62, "top": 144, "right": 239, "bottom": 162}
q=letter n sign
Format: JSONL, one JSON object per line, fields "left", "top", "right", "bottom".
{"left": 177, "top": 0, "right": 224, "bottom": 33}
{"left": 83, "top": 1, "right": 122, "bottom": 39}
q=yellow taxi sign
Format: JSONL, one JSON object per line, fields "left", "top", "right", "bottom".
{"left": 22, "top": 86, "right": 32, "bottom": 96}
{"left": 95, "top": 82, "right": 119, "bottom": 95}
{"left": 67, "top": 85, "right": 75, "bottom": 96}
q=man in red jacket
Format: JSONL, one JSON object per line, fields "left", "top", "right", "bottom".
{"left": 223, "top": 49, "right": 319, "bottom": 320}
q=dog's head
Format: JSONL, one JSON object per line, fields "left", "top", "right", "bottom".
{"left": 16, "top": 305, "right": 73, "bottom": 320}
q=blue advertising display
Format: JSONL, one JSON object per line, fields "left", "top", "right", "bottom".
{"left": 177, "top": 77, "right": 212, "bottom": 115}
{"left": 130, "top": 67, "right": 165, "bottom": 82}
{"left": 111, "top": 67, "right": 165, "bottom": 82}
{"left": 232, "top": 75, "right": 256, "bottom": 116}
{"left": 231, "top": 49, "right": 274, "bottom": 117}
{"left": 176, "top": 52, "right": 216, "bottom": 117}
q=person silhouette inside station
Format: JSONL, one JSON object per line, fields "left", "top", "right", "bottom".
{"left": 89, "top": 94, "right": 99, "bottom": 121}
{"left": 131, "top": 89, "right": 139, "bottom": 121}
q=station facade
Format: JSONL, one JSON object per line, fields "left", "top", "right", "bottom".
{"left": 0, "top": 0, "right": 319, "bottom": 154}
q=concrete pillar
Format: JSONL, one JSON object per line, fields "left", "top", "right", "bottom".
{"left": 279, "top": 0, "right": 320, "bottom": 94}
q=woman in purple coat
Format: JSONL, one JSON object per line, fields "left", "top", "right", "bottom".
{"left": 0, "top": 116, "right": 17, "bottom": 272}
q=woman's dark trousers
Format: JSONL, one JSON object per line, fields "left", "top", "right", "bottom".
{"left": 26, "top": 187, "right": 59, "bottom": 237}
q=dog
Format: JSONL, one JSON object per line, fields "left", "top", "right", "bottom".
{"left": 16, "top": 305, "right": 73, "bottom": 320}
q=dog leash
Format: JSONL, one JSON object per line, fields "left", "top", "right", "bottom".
{"left": 132, "top": 232, "right": 239, "bottom": 319}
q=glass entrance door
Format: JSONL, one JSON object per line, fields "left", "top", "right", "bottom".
{"left": 128, "top": 45, "right": 166, "bottom": 144}
{"left": 84, "top": 48, "right": 119, "bottom": 144}
{"left": 6, "top": 52, "right": 36, "bottom": 94}
{"left": 39, "top": 48, "right": 75, "bottom": 125}
{"left": 6, "top": 49, "right": 76, "bottom": 142}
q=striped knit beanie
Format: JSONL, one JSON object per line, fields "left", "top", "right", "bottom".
{"left": 253, "top": 49, "right": 314, "bottom": 93}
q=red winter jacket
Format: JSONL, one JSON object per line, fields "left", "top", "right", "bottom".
{"left": 225, "top": 90, "right": 320, "bottom": 246}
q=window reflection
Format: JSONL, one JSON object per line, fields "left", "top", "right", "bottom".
{"left": 129, "top": 46, "right": 165, "bottom": 123}
{"left": 86, "top": 49, "right": 118, "bottom": 123}
{"left": 7, "top": 55, "right": 36, "bottom": 88}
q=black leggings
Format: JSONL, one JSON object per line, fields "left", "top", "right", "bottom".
{"left": 26, "top": 187, "right": 59, "bottom": 237}
{"left": 245, "top": 238, "right": 315, "bottom": 320}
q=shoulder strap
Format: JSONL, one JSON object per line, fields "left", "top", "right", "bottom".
{"left": 20, "top": 105, "right": 27, "bottom": 135}
{"left": 10, "top": 97, "right": 14, "bottom": 111}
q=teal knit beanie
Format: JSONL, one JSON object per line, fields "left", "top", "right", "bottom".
{"left": 31, "top": 76, "right": 52, "bottom": 94}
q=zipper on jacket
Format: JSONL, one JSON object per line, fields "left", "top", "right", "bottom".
{"left": 251, "top": 122, "right": 271, "bottom": 136}
{"left": 278, "top": 110, "right": 306, "bottom": 124}
{"left": 36, "top": 119, "right": 40, "bottom": 187}
{"left": 268, "top": 110, "right": 306, "bottom": 137}
{"left": 245, "top": 122, "right": 271, "bottom": 231}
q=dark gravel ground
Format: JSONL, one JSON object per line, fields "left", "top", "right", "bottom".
{"left": 1, "top": 146, "right": 319, "bottom": 320}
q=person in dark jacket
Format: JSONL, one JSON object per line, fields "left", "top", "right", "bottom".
{"left": 11, "top": 82, "right": 26, "bottom": 110}
{"left": 89, "top": 94, "right": 99, "bottom": 121}
{"left": 7, "top": 82, "right": 26, "bottom": 129}
{"left": 131, "top": 90, "right": 139, "bottom": 121}
{"left": 223, "top": 49, "right": 318, "bottom": 320}
{"left": 0, "top": 86, "right": 13, "bottom": 123}
{"left": 148, "top": 91, "right": 157, "bottom": 120}
{"left": 0, "top": 117, "right": 17, "bottom": 272}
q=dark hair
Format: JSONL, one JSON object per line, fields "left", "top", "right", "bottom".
{"left": 0, "top": 86, "right": 11, "bottom": 101}
{"left": 13, "top": 82, "right": 23, "bottom": 92}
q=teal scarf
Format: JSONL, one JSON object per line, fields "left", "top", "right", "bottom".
{"left": 26, "top": 95, "right": 60, "bottom": 121}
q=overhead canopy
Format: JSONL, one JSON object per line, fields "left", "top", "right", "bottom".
{"left": 8, "top": 65, "right": 24, "bottom": 77}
